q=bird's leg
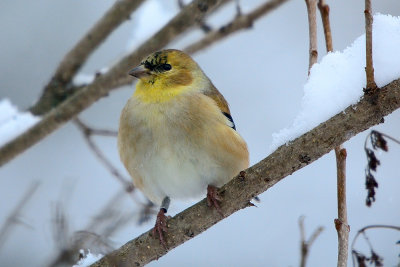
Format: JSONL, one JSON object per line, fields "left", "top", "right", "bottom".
{"left": 207, "top": 185, "right": 223, "bottom": 216}
{"left": 153, "top": 196, "right": 170, "bottom": 248}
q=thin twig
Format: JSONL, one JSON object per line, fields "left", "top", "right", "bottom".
{"left": 351, "top": 225, "right": 400, "bottom": 267}
{"left": 177, "top": 0, "right": 212, "bottom": 32}
{"left": 73, "top": 118, "right": 133, "bottom": 193}
{"left": 89, "top": 79, "right": 400, "bottom": 267}
{"left": 364, "top": 0, "right": 377, "bottom": 93}
{"left": 299, "top": 216, "right": 324, "bottom": 267}
{"left": 30, "top": 0, "right": 146, "bottom": 115}
{"left": 0, "top": 0, "right": 231, "bottom": 168}
{"left": 0, "top": 181, "right": 39, "bottom": 250}
{"left": 317, "top": 0, "right": 332, "bottom": 52}
{"left": 235, "top": 0, "right": 242, "bottom": 16}
{"left": 374, "top": 131, "right": 400, "bottom": 145}
{"left": 317, "top": 1, "right": 349, "bottom": 266}
{"left": 305, "top": 0, "right": 318, "bottom": 74}
{"left": 47, "top": 188, "right": 153, "bottom": 267}
{"left": 185, "top": 0, "right": 291, "bottom": 54}
{"left": 334, "top": 147, "right": 349, "bottom": 267}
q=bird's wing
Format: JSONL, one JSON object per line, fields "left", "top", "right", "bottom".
{"left": 203, "top": 84, "right": 236, "bottom": 130}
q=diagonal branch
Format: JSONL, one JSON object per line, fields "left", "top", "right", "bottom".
{"left": 73, "top": 118, "right": 133, "bottom": 193}
{"left": 90, "top": 78, "right": 400, "bottom": 267}
{"left": 0, "top": 0, "right": 231, "bottom": 168}
{"left": 30, "top": 0, "right": 146, "bottom": 115}
{"left": 184, "top": 0, "right": 291, "bottom": 54}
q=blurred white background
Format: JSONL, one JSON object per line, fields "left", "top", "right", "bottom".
{"left": 0, "top": 0, "right": 399, "bottom": 266}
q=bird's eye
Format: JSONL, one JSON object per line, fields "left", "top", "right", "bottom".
{"left": 160, "top": 64, "right": 172, "bottom": 71}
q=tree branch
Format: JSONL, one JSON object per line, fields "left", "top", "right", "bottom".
{"left": 334, "top": 147, "right": 349, "bottom": 267}
{"left": 317, "top": 1, "right": 350, "bottom": 266}
{"left": 30, "top": 0, "right": 146, "bottom": 115}
{"left": 184, "top": 0, "right": 291, "bottom": 54}
{"left": 364, "top": 0, "right": 377, "bottom": 93}
{"left": 0, "top": 0, "right": 231, "bottom": 168}
{"left": 318, "top": 0, "right": 332, "bottom": 52}
{"left": 90, "top": 78, "right": 400, "bottom": 267}
{"left": 299, "top": 216, "right": 324, "bottom": 267}
{"left": 305, "top": 0, "right": 318, "bottom": 74}
{"left": 0, "top": 181, "right": 39, "bottom": 250}
{"left": 73, "top": 118, "right": 134, "bottom": 193}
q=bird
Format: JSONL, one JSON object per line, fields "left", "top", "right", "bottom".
{"left": 118, "top": 49, "right": 249, "bottom": 246}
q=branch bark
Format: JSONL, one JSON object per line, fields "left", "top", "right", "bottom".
{"left": 30, "top": 0, "right": 146, "bottom": 115}
{"left": 364, "top": 0, "right": 377, "bottom": 92}
{"left": 318, "top": 0, "right": 332, "bottom": 52}
{"left": 0, "top": 0, "right": 230, "bottom": 167}
{"left": 334, "top": 147, "right": 349, "bottom": 267}
{"left": 305, "top": 0, "right": 318, "bottom": 73}
{"left": 90, "top": 78, "right": 400, "bottom": 267}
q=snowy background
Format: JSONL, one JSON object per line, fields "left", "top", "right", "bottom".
{"left": 0, "top": 0, "right": 400, "bottom": 266}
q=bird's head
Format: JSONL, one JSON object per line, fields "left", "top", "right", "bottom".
{"left": 129, "top": 49, "right": 207, "bottom": 102}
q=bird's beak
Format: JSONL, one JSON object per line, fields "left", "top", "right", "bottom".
{"left": 128, "top": 65, "right": 150, "bottom": 78}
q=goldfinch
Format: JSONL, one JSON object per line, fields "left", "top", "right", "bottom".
{"left": 118, "top": 49, "right": 249, "bottom": 246}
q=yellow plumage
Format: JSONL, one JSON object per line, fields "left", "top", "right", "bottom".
{"left": 117, "top": 49, "right": 248, "bottom": 244}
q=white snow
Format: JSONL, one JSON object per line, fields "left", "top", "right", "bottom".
{"left": 0, "top": 99, "right": 40, "bottom": 147}
{"left": 126, "top": 0, "right": 176, "bottom": 51}
{"left": 72, "top": 250, "right": 103, "bottom": 267}
{"left": 270, "top": 14, "right": 400, "bottom": 151}
{"left": 73, "top": 67, "right": 109, "bottom": 86}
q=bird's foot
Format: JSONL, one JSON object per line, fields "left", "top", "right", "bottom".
{"left": 207, "top": 185, "right": 223, "bottom": 216}
{"left": 153, "top": 208, "right": 168, "bottom": 248}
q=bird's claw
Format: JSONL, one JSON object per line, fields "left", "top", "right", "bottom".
{"left": 153, "top": 208, "right": 168, "bottom": 248}
{"left": 207, "top": 185, "right": 223, "bottom": 216}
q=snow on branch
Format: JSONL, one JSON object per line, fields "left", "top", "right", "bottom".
{"left": 0, "top": 0, "right": 231, "bottom": 167}
{"left": 0, "top": 99, "right": 40, "bottom": 147}
{"left": 271, "top": 14, "right": 400, "bottom": 150}
{"left": 90, "top": 77, "right": 400, "bottom": 267}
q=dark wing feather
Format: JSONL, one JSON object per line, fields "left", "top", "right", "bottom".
{"left": 203, "top": 83, "right": 236, "bottom": 131}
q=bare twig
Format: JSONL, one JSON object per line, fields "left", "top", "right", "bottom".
{"left": 305, "top": 0, "right": 318, "bottom": 73}
{"left": 334, "top": 147, "right": 349, "bottom": 267}
{"left": 317, "top": 0, "right": 332, "bottom": 52}
{"left": 351, "top": 225, "right": 400, "bottom": 267}
{"left": 89, "top": 80, "right": 400, "bottom": 267}
{"left": 185, "top": 0, "right": 291, "bottom": 54}
{"left": 317, "top": 1, "right": 349, "bottom": 266}
{"left": 177, "top": 0, "right": 212, "bottom": 33}
{"left": 299, "top": 216, "right": 324, "bottom": 267}
{"left": 364, "top": 0, "right": 377, "bottom": 93}
{"left": 234, "top": 0, "right": 242, "bottom": 16}
{"left": 0, "top": 0, "right": 231, "bottom": 168}
{"left": 47, "top": 189, "right": 150, "bottom": 267}
{"left": 73, "top": 118, "right": 133, "bottom": 193}
{"left": 0, "top": 182, "right": 39, "bottom": 250}
{"left": 30, "top": 0, "right": 146, "bottom": 115}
